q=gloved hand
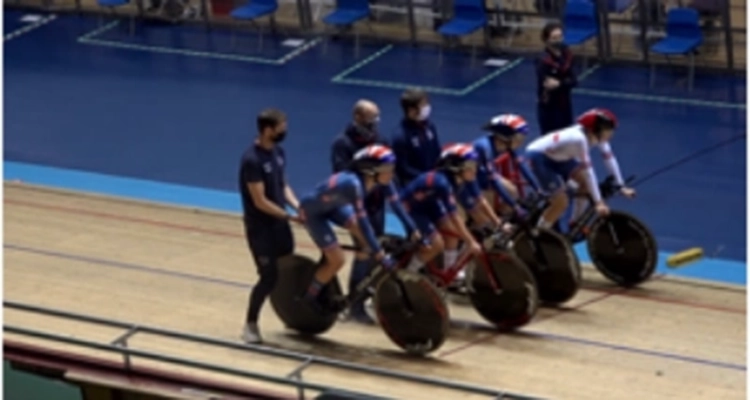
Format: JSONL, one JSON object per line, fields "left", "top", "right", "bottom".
{"left": 512, "top": 204, "right": 528, "bottom": 222}
{"left": 380, "top": 254, "right": 397, "bottom": 271}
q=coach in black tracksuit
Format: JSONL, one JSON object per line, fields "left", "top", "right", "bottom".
{"left": 330, "top": 99, "right": 389, "bottom": 323}
{"left": 239, "top": 109, "right": 300, "bottom": 345}
{"left": 391, "top": 88, "right": 442, "bottom": 187}
{"left": 536, "top": 22, "right": 578, "bottom": 135}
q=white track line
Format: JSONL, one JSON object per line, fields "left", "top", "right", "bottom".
{"left": 5, "top": 15, "right": 58, "bottom": 42}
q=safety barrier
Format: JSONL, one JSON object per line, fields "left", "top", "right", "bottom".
{"left": 3, "top": 301, "right": 548, "bottom": 400}
{"left": 5, "top": 0, "right": 745, "bottom": 70}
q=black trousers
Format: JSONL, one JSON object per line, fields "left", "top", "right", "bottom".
{"left": 537, "top": 101, "right": 574, "bottom": 135}
{"left": 244, "top": 221, "right": 294, "bottom": 323}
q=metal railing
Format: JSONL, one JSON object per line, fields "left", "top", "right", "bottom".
{"left": 3, "top": 301, "right": 548, "bottom": 400}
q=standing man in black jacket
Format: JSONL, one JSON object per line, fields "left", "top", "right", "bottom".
{"left": 536, "top": 22, "right": 578, "bottom": 135}
{"left": 391, "top": 88, "right": 442, "bottom": 186}
{"left": 239, "top": 109, "right": 301, "bottom": 344}
{"left": 329, "top": 99, "right": 389, "bottom": 323}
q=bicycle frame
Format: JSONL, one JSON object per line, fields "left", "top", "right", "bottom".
{"left": 566, "top": 175, "right": 635, "bottom": 240}
{"left": 424, "top": 229, "right": 504, "bottom": 292}
{"left": 339, "top": 244, "right": 411, "bottom": 309}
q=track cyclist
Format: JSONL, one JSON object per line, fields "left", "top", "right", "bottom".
{"left": 524, "top": 108, "right": 636, "bottom": 231}
{"left": 399, "top": 144, "right": 486, "bottom": 283}
{"left": 472, "top": 115, "right": 542, "bottom": 217}
{"left": 298, "top": 145, "right": 418, "bottom": 312}
{"left": 477, "top": 114, "right": 544, "bottom": 212}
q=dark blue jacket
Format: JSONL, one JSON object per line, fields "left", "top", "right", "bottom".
{"left": 391, "top": 119, "right": 442, "bottom": 186}
{"left": 330, "top": 123, "right": 389, "bottom": 173}
{"left": 536, "top": 47, "right": 577, "bottom": 109}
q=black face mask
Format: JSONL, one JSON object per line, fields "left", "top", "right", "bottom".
{"left": 355, "top": 122, "right": 377, "bottom": 141}
{"left": 548, "top": 41, "right": 566, "bottom": 51}
{"left": 272, "top": 130, "right": 287, "bottom": 143}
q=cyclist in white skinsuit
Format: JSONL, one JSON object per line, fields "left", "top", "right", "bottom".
{"left": 524, "top": 108, "right": 636, "bottom": 229}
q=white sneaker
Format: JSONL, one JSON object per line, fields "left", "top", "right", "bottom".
{"left": 241, "top": 323, "right": 262, "bottom": 344}
{"left": 456, "top": 269, "right": 466, "bottom": 281}
{"left": 364, "top": 298, "right": 379, "bottom": 325}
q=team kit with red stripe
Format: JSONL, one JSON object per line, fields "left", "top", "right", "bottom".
{"left": 268, "top": 108, "right": 649, "bottom": 355}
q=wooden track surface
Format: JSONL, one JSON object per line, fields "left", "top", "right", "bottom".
{"left": 3, "top": 182, "right": 746, "bottom": 400}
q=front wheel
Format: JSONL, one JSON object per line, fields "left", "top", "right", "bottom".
{"left": 269, "top": 254, "right": 342, "bottom": 336}
{"left": 511, "top": 228, "right": 581, "bottom": 305}
{"left": 466, "top": 250, "right": 539, "bottom": 330}
{"left": 373, "top": 270, "right": 450, "bottom": 355}
{"left": 586, "top": 210, "right": 658, "bottom": 287}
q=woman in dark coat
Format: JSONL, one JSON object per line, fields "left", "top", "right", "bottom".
{"left": 536, "top": 22, "right": 578, "bottom": 135}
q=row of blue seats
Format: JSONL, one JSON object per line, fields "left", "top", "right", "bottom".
{"left": 97, "top": 0, "right": 704, "bottom": 89}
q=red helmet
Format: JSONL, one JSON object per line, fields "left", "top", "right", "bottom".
{"left": 577, "top": 108, "right": 618, "bottom": 134}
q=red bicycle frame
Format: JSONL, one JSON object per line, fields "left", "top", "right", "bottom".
{"left": 419, "top": 229, "right": 504, "bottom": 292}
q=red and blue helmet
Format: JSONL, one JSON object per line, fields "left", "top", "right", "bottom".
{"left": 482, "top": 114, "right": 530, "bottom": 137}
{"left": 351, "top": 144, "right": 396, "bottom": 174}
{"left": 437, "top": 143, "right": 479, "bottom": 172}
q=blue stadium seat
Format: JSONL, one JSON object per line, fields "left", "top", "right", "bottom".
{"left": 230, "top": 0, "right": 279, "bottom": 50}
{"left": 649, "top": 7, "right": 703, "bottom": 91}
{"left": 437, "top": 0, "right": 488, "bottom": 65}
{"left": 321, "top": 0, "right": 372, "bottom": 57}
{"left": 563, "top": 0, "right": 598, "bottom": 47}
{"left": 563, "top": 0, "right": 598, "bottom": 69}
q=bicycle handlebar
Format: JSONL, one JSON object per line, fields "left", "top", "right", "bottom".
{"left": 599, "top": 174, "right": 636, "bottom": 199}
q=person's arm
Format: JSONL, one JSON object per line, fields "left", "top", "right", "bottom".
{"left": 597, "top": 142, "right": 625, "bottom": 185}
{"left": 475, "top": 145, "right": 518, "bottom": 207}
{"left": 536, "top": 58, "right": 553, "bottom": 100}
{"left": 536, "top": 58, "right": 549, "bottom": 87}
{"left": 284, "top": 183, "right": 300, "bottom": 211}
{"left": 489, "top": 168, "right": 518, "bottom": 207}
{"left": 437, "top": 177, "right": 475, "bottom": 243}
{"left": 347, "top": 181, "right": 382, "bottom": 254}
{"left": 385, "top": 182, "right": 417, "bottom": 235}
{"left": 392, "top": 133, "right": 422, "bottom": 183}
{"left": 330, "top": 139, "right": 351, "bottom": 173}
{"left": 429, "top": 123, "right": 443, "bottom": 165}
{"left": 512, "top": 151, "right": 542, "bottom": 192}
{"left": 244, "top": 160, "right": 292, "bottom": 220}
{"left": 560, "top": 50, "right": 578, "bottom": 89}
{"left": 469, "top": 180, "right": 501, "bottom": 227}
{"left": 576, "top": 140, "right": 603, "bottom": 203}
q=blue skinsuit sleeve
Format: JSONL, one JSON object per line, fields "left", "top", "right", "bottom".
{"left": 490, "top": 171, "right": 518, "bottom": 207}
{"left": 385, "top": 182, "right": 417, "bottom": 235}
{"left": 436, "top": 175, "right": 458, "bottom": 214}
{"left": 514, "top": 151, "right": 542, "bottom": 192}
{"left": 476, "top": 140, "right": 518, "bottom": 207}
{"left": 348, "top": 180, "right": 382, "bottom": 254}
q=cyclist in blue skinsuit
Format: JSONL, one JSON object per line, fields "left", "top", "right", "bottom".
{"left": 480, "top": 114, "right": 543, "bottom": 213}
{"left": 400, "top": 144, "right": 484, "bottom": 276}
{"left": 472, "top": 122, "right": 541, "bottom": 215}
{"left": 298, "top": 145, "right": 413, "bottom": 312}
